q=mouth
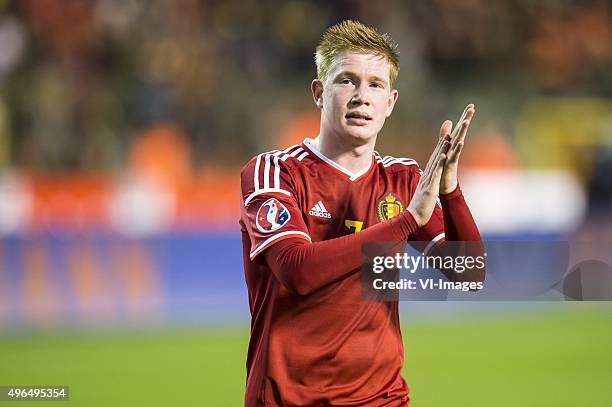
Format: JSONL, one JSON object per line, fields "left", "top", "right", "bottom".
{"left": 345, "top": 111, "right": 372, "bottom": 125}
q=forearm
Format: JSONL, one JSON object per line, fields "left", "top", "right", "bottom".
{"left": 437, "top": 185, "right": 485, "bottom": 283}
{"left": 440, "top": 184, "right": 481, "bottom": 241}
{"left": 264, "top": 211, "right": 419, "bottom": 295}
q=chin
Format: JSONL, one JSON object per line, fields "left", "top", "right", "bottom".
{"left": 343, "top": 126, "right": 377, "bottom": 145}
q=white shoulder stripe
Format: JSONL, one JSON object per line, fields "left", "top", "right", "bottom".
{"left": 253, "top": 149, "right": 278, "bottom": 193}
{"left": 289, "top": 147, "right": 303, "bottom": 158}
{"left": 383, "top": 159, "right": 418, "bottom": 168}
{"left": 382, "top": 155, "right": 417, "bottom": 164}
{"left": 273, "top": 154, "right": 281, "bottom": 189}
{"left": 272, "top": 146, "right": 301, "bottom": 189}
{"left": 281, "top": 145, "right": 302, "bottom": 161}
{"left": 251, "top": 145, "right": 306, "bottom": 197}
{"left": 254, "top": 153, "right": 263, "bottom": 191}
{"left": 264, "top": 149, "right": 286, "bottom": 190}
{"left": 374, "top": 153, "right": 419, "bottom": 167}
{"left": 263, "top": 153, "right": 272, "bottom": 189}
{"left": 283, "top": 145, "right": 300, "bottom": 153}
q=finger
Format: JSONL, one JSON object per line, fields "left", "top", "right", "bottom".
{"left": 430, "top": 150, "right": 448, "bottom": 188}
{"left": 446, "top": 141, "right": 464, "bottom": 164}
{"left": 428, "top": 140, "right": 450, "bottom": 187}
{"left": 450, "top": 107, "right": 475, "bottom": 153}
{"left": 437, "top": 136, "right": 451, "bottom": 165}
{"left": 441, "top": 134, "right": 452, "bottom": 154}
{"left": 449, "top": 104, "right": 470, "bottom": 139}
{"left": 433, "top": 121, "right": 452, "bottom": 162}
{"left": 454, "top": 107, "right": 475, "bottom": 146}
{"left": 423, "top": 121, "right": 451, "bottom": 177}
{"left": 450, "top": 104, "right": 474, "bottom": 140}
{"left": 424, "top": 133, "right": 450, "bottom": 182}
{"left": 440, "top": 119, "right": 452, "bottom": 138}
{"left": 455, "top": 141, "right": 464, "bottom": 158}
{"left": 427, "top": 120, "right": 451, "bottom": 173}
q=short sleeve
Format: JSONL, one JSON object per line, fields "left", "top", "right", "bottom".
{"left": 406, "top": 164, "right": 445, "bottom": 255}
{"left": 240, "top": 151, "right": 311, "bottom": 260}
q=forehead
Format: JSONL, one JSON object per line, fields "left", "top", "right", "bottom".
{"left": 328, "top": 52, "right": 391, "bottom": 80}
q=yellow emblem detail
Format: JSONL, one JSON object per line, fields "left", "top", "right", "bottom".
{"left": 377, "top": 193, "right": 404, "bottom": 221}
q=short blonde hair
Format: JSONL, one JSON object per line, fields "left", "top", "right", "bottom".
{"left": 315, "top": 20, "right": 400, "bottom": 88}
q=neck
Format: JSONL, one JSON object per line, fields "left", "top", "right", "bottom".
{"left": 314, "top": 131, "right": 376, "bottom": 174}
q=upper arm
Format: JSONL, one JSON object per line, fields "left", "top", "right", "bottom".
{"left": 240, "top": 151, "right": 311, "bottom": 260}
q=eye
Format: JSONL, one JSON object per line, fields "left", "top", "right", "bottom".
{"left": 370, "top": 82, "right": 383, "bottom": 88}
{"left": 341, "top": 78, "right": 354, "bottom": 85}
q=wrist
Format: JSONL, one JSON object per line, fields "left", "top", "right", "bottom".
{"left": 402, "top": 209, "right": 420, "bottom": 235}
{"left": 440, "top": 184, "right": 462, "bottom": 200}
{"left": 406, "top": 207, "right": 426, "bottom": 228}
{"left": 440, "top": 179, "right": 458, "bottom": 195}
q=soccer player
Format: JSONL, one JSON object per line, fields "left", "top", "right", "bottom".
{"left": 239, "top": 20, "right": 484, "bottom": 406}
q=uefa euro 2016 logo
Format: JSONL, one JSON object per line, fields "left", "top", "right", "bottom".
{"left": 256, "top": 197, "right": 291, "bottom": 233}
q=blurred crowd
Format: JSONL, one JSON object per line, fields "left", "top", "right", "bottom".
{"left": 0, "top": 0, "right": 610, "bottom": 168}
{"left": 0, "top": 0, "right": 610, "bottom": 224}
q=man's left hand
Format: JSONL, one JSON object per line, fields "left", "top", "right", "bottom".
{"left": 440, "top": 104, "right": 476, "bottom": 194}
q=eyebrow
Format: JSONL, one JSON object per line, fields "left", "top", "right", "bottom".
{"left": 369, "top": 75, "right": 388, "bottom": 84}
{"left": 334, "top": 70, "right": 388, "bottom": 85}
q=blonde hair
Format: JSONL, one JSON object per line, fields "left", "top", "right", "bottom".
{"left": 315, "top": 20, "right": 400, "bottom": 88}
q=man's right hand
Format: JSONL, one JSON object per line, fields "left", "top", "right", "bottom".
{"left": 407, "top": 120, "right": 452, "bottom": 227}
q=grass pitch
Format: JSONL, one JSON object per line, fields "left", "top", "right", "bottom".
{"left": 1, "top": 305, "right": 611, "bottom": 406}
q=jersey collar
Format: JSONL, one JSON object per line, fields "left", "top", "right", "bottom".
{"left": 302, "top": 137, "right": 375, "bottom": 182}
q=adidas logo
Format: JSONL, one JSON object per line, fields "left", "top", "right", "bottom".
{"left": 309, "top": 200, "right": 332, "bottom": 219}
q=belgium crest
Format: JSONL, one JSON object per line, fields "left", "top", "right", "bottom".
{"left": 377, "top": 193, "right": 404, "bottom": 221}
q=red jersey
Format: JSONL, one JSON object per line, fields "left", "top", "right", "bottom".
{"left": 240, "top": 138, "right": 445, "bottom": 406}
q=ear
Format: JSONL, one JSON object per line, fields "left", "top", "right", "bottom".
{"left": 311, "top": 79, "right": 324, "bottom": 109}
{"left": 385, "top": 88, "right": 399, "bottom": 117}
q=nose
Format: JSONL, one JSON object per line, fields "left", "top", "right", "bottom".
{"left": 350, "top": 82, "right": 371, "bottom": 106}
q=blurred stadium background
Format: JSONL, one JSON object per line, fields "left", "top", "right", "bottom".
{"left": 0, "top": 0, "right": 611, "bottom": 405}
